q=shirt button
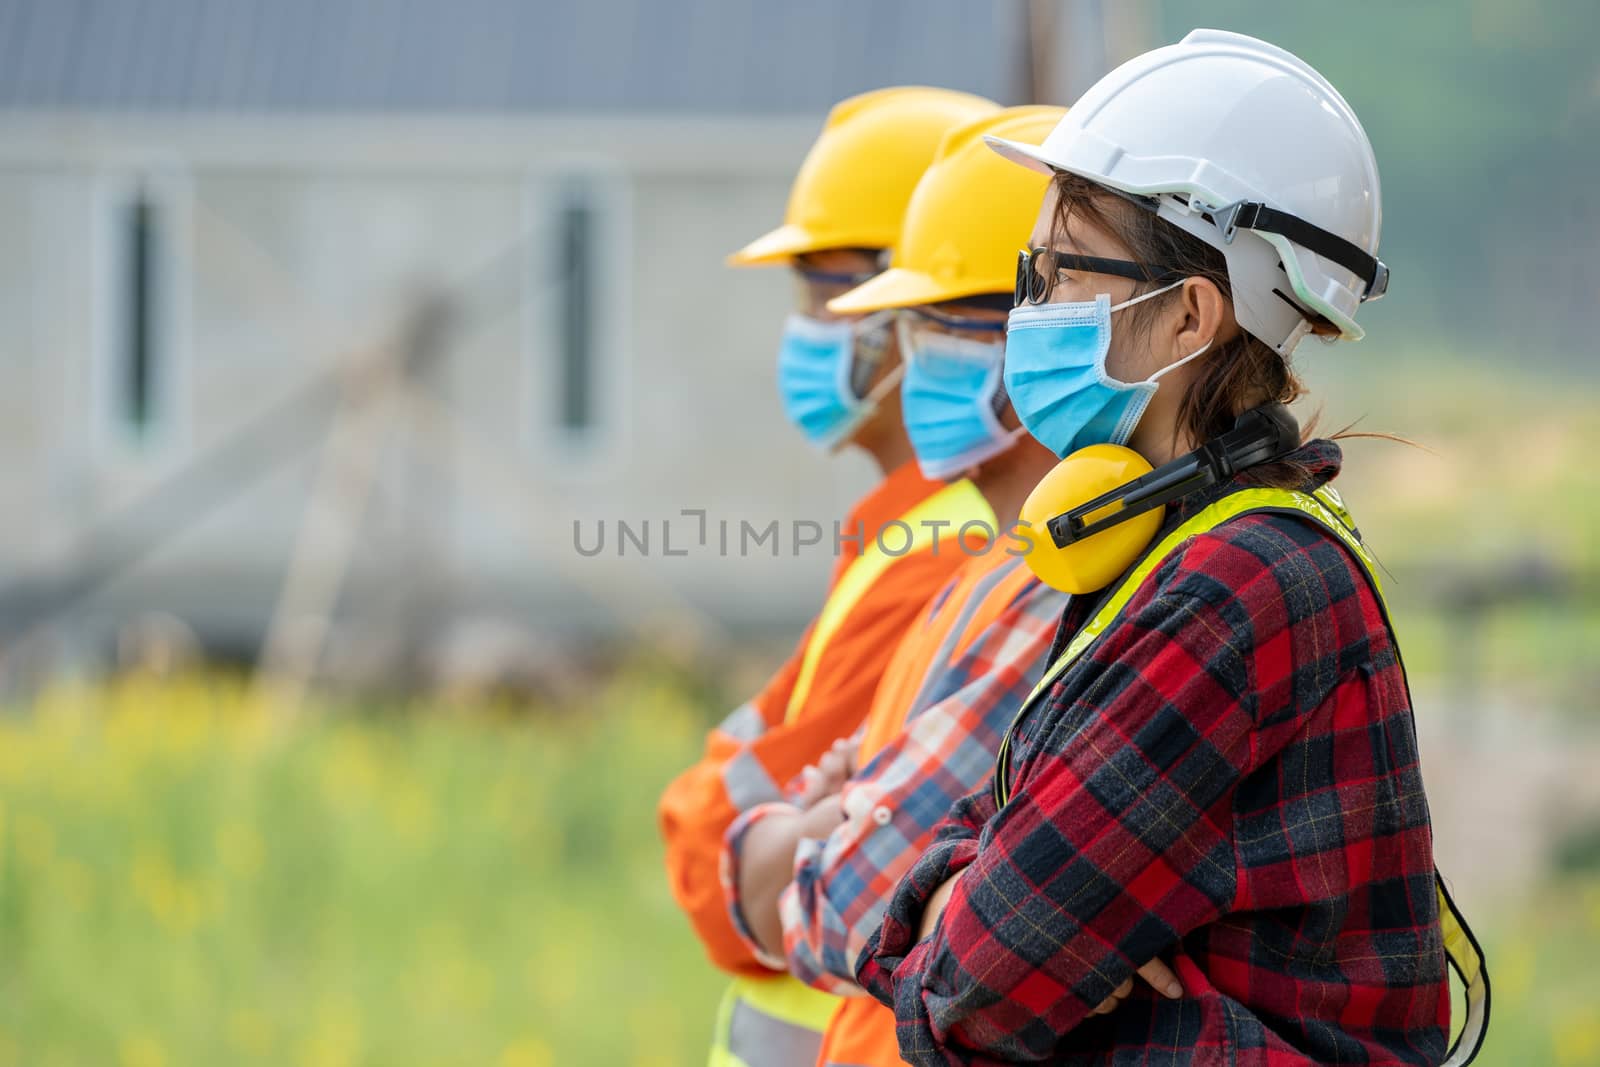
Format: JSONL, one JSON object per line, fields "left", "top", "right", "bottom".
{"left": 872, "top": 805, "right": 893, "bottom": 826}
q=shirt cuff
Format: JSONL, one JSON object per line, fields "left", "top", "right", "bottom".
{"left": 776, "top": 839, "right": 860, "bottom": 996}
{"left": 856, "top": 836, "right": 978, "bottom": 1002}
{"left": 721, "top": 801, "right": 800, "bottom": 972}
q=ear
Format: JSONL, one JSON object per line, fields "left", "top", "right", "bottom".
{"left": 1172, "top": 276, "right": 1236, "bottom": 360}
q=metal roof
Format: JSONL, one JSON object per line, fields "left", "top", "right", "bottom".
{"left": 0, "top": 0, "right": 1028, "bottom": 114}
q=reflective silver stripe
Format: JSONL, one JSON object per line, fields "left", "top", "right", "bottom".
{"left": 727, "top": 998, "right": 825, "bottom": 1067}
{"left": 723, "top": 747, "right": 781, "bottom": 811}
{"left": 717, "top": 701, "right": 767, "bottom": 743}
{"left": 1439, "top": 874, "right": 1490, "bottom": 1067}
{"left": 1443, "top": 967, "right": 1488, "bottom": 1067}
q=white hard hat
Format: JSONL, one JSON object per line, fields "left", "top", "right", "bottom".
{"left": 988, "top": 28, "right": 1385, "bottom": 356}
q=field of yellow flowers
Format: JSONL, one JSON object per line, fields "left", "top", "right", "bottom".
{"left": 0, "top": 666, "right": 1597, "bottom": 1066}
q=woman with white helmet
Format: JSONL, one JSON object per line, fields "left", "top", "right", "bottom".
{"left": 853, "top": 30, "right": 1488, "bottom": 1066}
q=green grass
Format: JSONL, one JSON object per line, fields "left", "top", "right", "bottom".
{"left": 0, "top": 672, "right": 727, "bottom": 1067}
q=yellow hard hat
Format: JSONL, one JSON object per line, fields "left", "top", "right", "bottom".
{"left": 827, "top": 105, "right": 1065, "bottom": 313}
{"left": 728, "top": 86, "right": 1000, "bottom": 267}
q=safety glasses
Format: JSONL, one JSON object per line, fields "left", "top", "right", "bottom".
{"left": 1013, "top": 248, "right": 1186, "bottom": 307}
{"left": 792, "top": 266, "right": 881, "bottom": 318}
{"left": 901, "top": 303, "right": 1008, "bottom": 336}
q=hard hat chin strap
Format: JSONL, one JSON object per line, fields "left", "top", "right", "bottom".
{"left": 1210, "top": 201, "right": 1389, "bottom": 302}
{"left": 1046, "top": 404, "right": 1301, "bottom": 548}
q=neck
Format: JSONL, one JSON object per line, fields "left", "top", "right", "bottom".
{"left": 972, "top": 439, "right": 1058, "bottom": 526}
{"left": 1123, "top": 365, "right": 1200, "bottom": 466}
{"left": 1127, "top": 417, "right": 1194, "bottom": 468}
{"left": 853, "top": 419, "right": 916, "bottom": 477}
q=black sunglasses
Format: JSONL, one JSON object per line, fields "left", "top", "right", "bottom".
{"left": 1013, "top": 248, "right": 1186, "bottom": 307}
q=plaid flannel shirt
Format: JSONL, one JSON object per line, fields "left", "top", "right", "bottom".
{"left": 722, "top": 555, "right": 1069, "bottom": 991}
{"left": 857, "top": 442, "right": 1451, "bottom": 1065}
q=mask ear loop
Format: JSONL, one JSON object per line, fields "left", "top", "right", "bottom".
{"left": 851, "top": 308, "right": 904, "bottom": 411}
{"left": 824, "top": 362, "right": 904, "bottom": 455}
{"left": 1106, "top": 278, "right": 1185, "bottom": 315}
{"left": 858, "top": 360, "right": 905, "bottom": 409}
{"left": 1150, "top": 339, "right": 1212, "bottom": 382}
{"left": 1107, "top": 278, "right": 1214, "bottom": 383}
{"left": 827, "top": 311, "right": 905, "bottom": 454}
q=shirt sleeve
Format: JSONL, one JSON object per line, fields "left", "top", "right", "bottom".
{"left": 657, "top": 637, "right": 808, "bottom": 977}
{"left": 778, "top": 590, "right": 1060, "bottom": 994}
{"left": 721, "top": 800, "right": 805, "bottom": 972}
{"left": 863, "top": 586, "right": 1275, "bottom": 1063}
{"left": 851, "top": 781, "right": 992, "bottom": 1002}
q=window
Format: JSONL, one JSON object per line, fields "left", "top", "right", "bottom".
{"left": 96, "top": 172, "right": 187, "bottom": 453}
{"left": 122, "top": 190, "right": 159, "bottom": 435}
{"left": 556, "top": 186, "right": 595, "bottom": 435}
{"left": 524, "top": 171, "right": 627, "bottom": 464}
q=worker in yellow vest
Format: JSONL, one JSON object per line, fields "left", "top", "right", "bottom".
{"left": 854, "top": 30, "right": 1488, "bottom": 1066}
{"left": 718, "top": 104, "right": 1188, "bottom": 1067}
{"left": 657, "top": 86, "right": 999, "bottom": 1067}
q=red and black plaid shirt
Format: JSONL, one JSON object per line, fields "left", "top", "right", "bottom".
{"left": 856, "top": 441, "right": 1450, "bottom": 1065}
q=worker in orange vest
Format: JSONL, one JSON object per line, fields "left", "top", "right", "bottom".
{"left": 718, "top": 105, "right": 1186, "bottom": 1067}
{"left": 657, "top": 86, "right": 1001, "bottom": 1067}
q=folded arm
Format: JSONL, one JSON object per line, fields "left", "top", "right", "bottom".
{"left": 861, "top": 589, "right": 1269, "bottom": 1062}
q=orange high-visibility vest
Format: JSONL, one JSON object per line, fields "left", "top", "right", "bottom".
{"left": 707, "top": 478, "right": 992, "bottom": 1067}
{"left": 816, "top": 548, "right": 1040, "bottom": 1067}
{"left": 659, "top": 464, "right": 994, "bottom": 1067}
{"left": 660, "top": 465, "right": 979, "bottom": 976}
{"left": 857, "top": 549, "right": 1037, "bottom": 759}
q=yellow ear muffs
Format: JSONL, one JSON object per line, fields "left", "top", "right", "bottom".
{"left": 1016, "top": 444, "right": 1166, "bottom": 594}
{"left": 1014, "top": 406, "right": 1304, "bottom": 595}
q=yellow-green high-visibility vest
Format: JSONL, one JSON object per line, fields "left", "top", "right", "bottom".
{"left": 710, "top": 478, "right": 994, "bottom": 1067}
{"left": 707, "top": 975, "right": 839, "bottom": 1067}
{"left": 993, "top": 485, "right": 1489, "bottom": 1067}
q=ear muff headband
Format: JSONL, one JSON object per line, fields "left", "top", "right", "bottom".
{"left": 1050, "top": 405, "right": 1300, "bottom": 547}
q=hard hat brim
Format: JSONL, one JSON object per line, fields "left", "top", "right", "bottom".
{"left": 983, "top": 134, "right": 1059, "bottom": 177}
{"left": 985, "top": 132, "right": 1130, "bottom": 196}
{"left": 727, "top": 223, "right": 835, "bottom": 267}
{"left": 826, "top": 266, "right": 1005, "bottom": 315}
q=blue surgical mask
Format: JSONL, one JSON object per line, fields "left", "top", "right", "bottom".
{"left": 898, "top": 316, "right": 1024, "bottom": 479}
{"left": 1002, "top": 283, "right": 1208, "bottom": 458}
{"left": 776, "top": 312, "right": 899, "bottom": 451}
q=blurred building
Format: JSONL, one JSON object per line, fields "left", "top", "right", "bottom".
{"left": 0, "top": 0, "right": 1149, "bottom": 686}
